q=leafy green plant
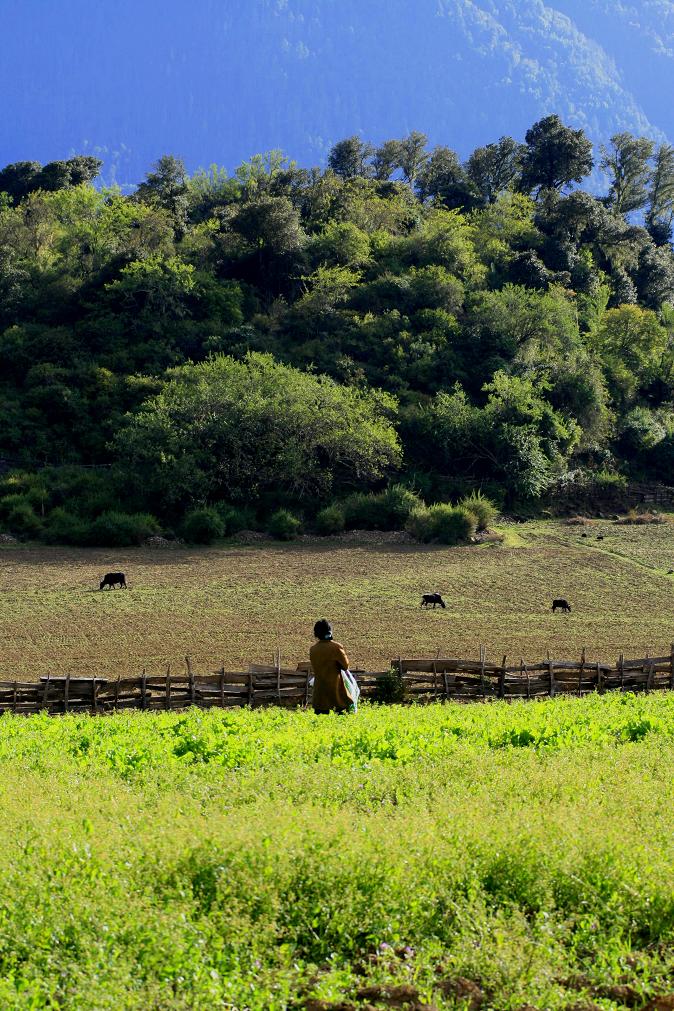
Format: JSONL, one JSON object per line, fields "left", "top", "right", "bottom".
{"left": 458, "top": 491, "right": 497, "bottom": 531}
{"left": 181, "top": 507, "right": 225, "bottom": 544}
{"left": 373, "top": 667, "right": 406, "bottom": 704}
{"left": 87, "top": 511, "right": 160, "bottom": 547}
{"left": 406, "top": 503, "right": 478, "bottom": 544}
{"left": 268, "top": 509, "right": 301, "bottom": 540}
{"left": 43, "top": 508, "right": 90, "bottom": 545}
{"left": 342, "top": 485, "right": 423, "bottom": 531}
{"left": 0, "top": 494, "right": 43, "bottom": 539}
{"left": 315, "top": 504, "right": 346, "bottom": 535}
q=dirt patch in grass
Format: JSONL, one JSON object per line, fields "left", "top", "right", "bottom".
{"left": 3, "top": 521, "right": 674, "bottom": 679}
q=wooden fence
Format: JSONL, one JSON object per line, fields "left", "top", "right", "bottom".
{"left": 1, "top": 646, "right": 674, "bottom": 716}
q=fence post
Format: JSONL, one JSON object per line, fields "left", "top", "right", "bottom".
{"left": 91, "top": 678, "right": 98, "bottom": 715}
{"left": 64, "top": 673, "right": 70, "bottom": 714}
{"left": 276, "top": 649, "right": 281, "bottom": 703}
{"left": 248, "top": 670, "right": 254, "bottom": 707}
{"left": 670, "top": 643, "right": 674, "bottom": 690}
{"left": 548, "top": 652, "right": 555, "bottom": 698}
{"left": 220, "top": 664, "right": 225, "bottom": 708}
{"left": 141, "top": 668, "right": 147, "bottom": 711}
{"left": 42, "top": 673, "right": 50, "bottom": 711}
{"left": 114, "top": 674, "right": 120, "bottom": 710}
{"left": 479, "top": 646, "right": 486, "bottom": 699}
{"left": 579, "top": 647, "right": 585, "bottom": 697}
{"left": 165, "top": 664, "right": 171, "bottom": 710}
{"left": 498, "top": 658, "right": 506, "bottom": 700}
{"left": 186, "top": 656, "right": 195, "bottom": 705}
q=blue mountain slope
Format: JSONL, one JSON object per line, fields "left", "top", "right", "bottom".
{"left": 1, "top": 0, "right": 672, "bottom": 186}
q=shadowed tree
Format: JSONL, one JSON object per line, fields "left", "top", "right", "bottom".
{"left": 520, "top": 115, "right": 593, "bottom": 193}
{"left": 327, "top": 136, "right": 374, "bottom": 178}
{"left": 466, "top": 137, "right": 524, "bottom": 204}
{"left": 417, "top": 146, "right": 480, "bottom": 209}
{"left": 136, "top": 154, "right": 189, "bottom": 236}
{"left": 647, "top": 144, "right": 674, "bottom": 237}
{"left": 601, "top": 133, "right": 654, "bottom": 215}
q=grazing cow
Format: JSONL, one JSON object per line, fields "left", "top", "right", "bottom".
{"left": 597, "top": 534, "right": 604, "bottom": 541}
{"left": 581, "top": 532, "right": 588, "bottom": 538}
{"left": 100, "top": 571, "right": 127, "bottom": 590}
{"left": 552, "top": 598, "right": 571, "bottom": 613}
{"left": 421, "top": 593, "right": 446, "bottom": 609}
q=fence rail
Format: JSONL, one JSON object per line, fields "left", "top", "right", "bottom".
{"left": 2, "top": 645, "right": 674, "bottom": 716}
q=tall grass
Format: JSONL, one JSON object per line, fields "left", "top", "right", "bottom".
{"left": 0, "top": 697, "right": 673, "bottom": 1007}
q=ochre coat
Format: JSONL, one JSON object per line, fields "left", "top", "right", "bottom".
{"left": 309, "top": 639, "right": 350, "bottom": 712}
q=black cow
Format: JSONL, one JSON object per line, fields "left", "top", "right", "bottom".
{"left": 552, "top": 598, "right": 571, "bottom": 613}
{"left": 100, "top": 571, "right": 127, "bottom": 590}
{"left": 421, "top": 593, "right": 446, "bottom": 609}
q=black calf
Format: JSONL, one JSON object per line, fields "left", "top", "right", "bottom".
{"left": 100, "top": 571, "right": 127, "bottom": 590}
{"left": 551, "top": 598, "right": 571, "bottom": 613}
{"left": 421, "top": 593, "right": 446, "bottom": 609}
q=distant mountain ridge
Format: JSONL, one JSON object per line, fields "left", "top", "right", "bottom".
{"left": 1, "top": 0, "right": 672, "bottom": 186}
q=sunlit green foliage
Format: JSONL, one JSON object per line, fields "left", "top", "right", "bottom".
{"left": 0, "top": 697, "right": 671, "bottom": 1007}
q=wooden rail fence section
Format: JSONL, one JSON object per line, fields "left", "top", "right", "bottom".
{"left": 1, "top": 646, "right": 674, "bottom": 715}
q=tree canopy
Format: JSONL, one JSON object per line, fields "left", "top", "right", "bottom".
{"left": 2, "top": 115, "right": 674, "bottom": 541}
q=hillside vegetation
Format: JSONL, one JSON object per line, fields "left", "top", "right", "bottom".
{"left": 2, "top": 118, "right": 674, "bottom": 543}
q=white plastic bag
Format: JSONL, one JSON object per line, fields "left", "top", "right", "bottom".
{"left": 340, "top": 669, "right": 360, "bottom": 713}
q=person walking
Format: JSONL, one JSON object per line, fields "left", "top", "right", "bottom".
{"left": 309, "top": 619, "right": 351, "bottom": 714}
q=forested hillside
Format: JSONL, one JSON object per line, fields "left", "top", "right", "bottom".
{"left": 3, "top": 1, "right": 673, "bottom": 183}
{"left": 2, "top": 116, "right": 674, "bottom": 544}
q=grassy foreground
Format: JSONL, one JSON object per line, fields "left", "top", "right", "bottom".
{"left": 0, "top": 696, "right": 673, "bottom": 1009}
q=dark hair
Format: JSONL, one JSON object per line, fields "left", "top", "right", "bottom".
{"left": 313, "top": 619, "right": 333, "bottom": 640}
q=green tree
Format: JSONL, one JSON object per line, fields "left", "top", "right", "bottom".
{"left": 327, "top": 136, "right": 374, "bottom": 178}
{"left": 520, "top": 115, "right": 593, "bottom": 193}
{"left": 115, "top": 352, "right": 401, "bottom": 511}
{"left": 466, "top": 137, "right": 524, "bottom": 204}
{"left": 416, "top": 146, "right": 479, "bottom": 209}
{"left": 600, "top": 133, "right": 654, "bottom": 215}
{"left": 647, "top": 144, "right": 674, "bottom": 234}
{"left": 136, "top": 155, "right": 189, "bottom": 235}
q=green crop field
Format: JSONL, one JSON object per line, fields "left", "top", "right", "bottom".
{"left": 2, "top": 519, "right": 674, "bottom": 680}
{"left": 0, "top": 697, "right": 673, "bottom": 1008}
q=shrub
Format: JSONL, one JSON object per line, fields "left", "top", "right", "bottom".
{"left": 268, "top": 509, "right": 301, "bottom": 540}
{"left": 216, "top": 504, "right": 257, "bottom": 536}
{"left": 342, "top": 485, "right": 423, "bottom": 531}
{"left": 0, "top": 495, "right": 43, "bottom": 539}
{"left": 432, "top": 504, "right": 478, "bottom": 544}
{"left": 181, "top": 507, "right": 225, "bottom": 544}
{"left": 373, "top": 667, "right": 406, "bottom": 704}
{"left": 458, "top": 491, "right": 497, "bottom": 531}
{"left": 405, "top": 506, "right": 436, "bottom": 543}
{"left": 315, "top": 504, "right": 346, "bottom": 535}
{"left": 87, "top": 511, "right": 160, "bottom": 547}
{"left": 44, "top": 508, "right": 90, "bottom": 545}
{"left": 406, "top": 503, "right": 478, "bottom": 545}
{"left": 593, "top": 470, "right": 628, "bottom": 492}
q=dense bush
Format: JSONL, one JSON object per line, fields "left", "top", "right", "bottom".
{"left": 268, "top": 509, "right": 302, "bottom": 540}
{"left": 43, "top": 508, "right": 89, "bottom": 545}
{"left": 216, "top": 504, "right": 257, "bottom": 535}
{"left": 314, "top": 504, "right": 346, "bottom": 535}
{"left": 458, "top": 491, "right": 497, "bottom": 531}
{"left": 406, "top": 503, "right": 478, "bottom": 544}
{"left": 342, "top": 485, "right": 424, "bottom": 530}
{"left": 181, "top": 507, "right": 225, "bottom": 544}
{"left": 87, "top": 511, "right": 160, "bottom": 547}
{"left": 0, "top": 494, "right": 43, "bottom": 539}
